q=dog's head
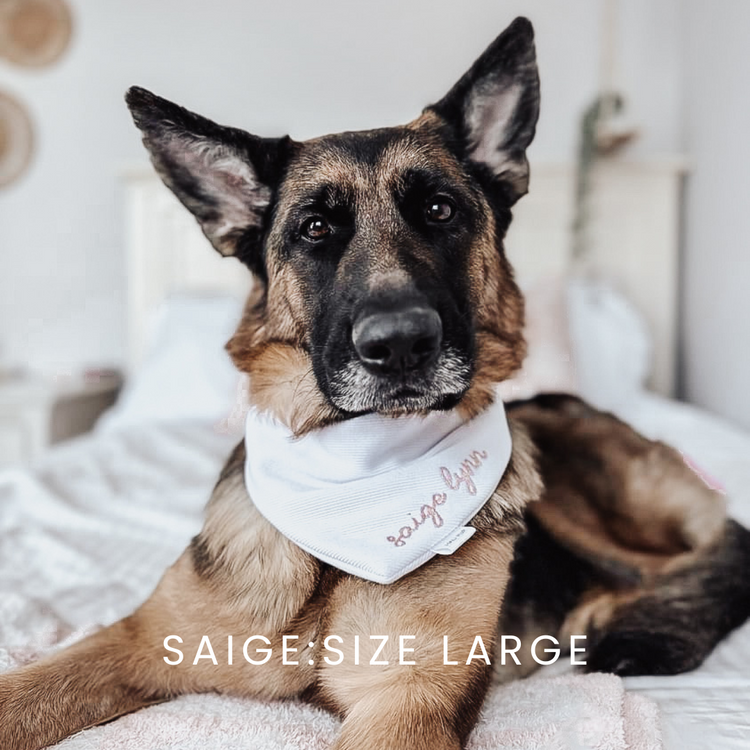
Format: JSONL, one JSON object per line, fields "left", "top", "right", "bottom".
{"left": 126, "top": 17, "right": 539, "bottom": 433}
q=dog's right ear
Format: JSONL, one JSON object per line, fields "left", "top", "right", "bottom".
{"left": 125, "top": 87, "right": 290, "bottom": 274}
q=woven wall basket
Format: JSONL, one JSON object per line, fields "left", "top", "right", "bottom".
{"left": 0, "top": 90, "right": 34, "bottom": 187}
{"left": 0, "top": 0, "right": 72, "bottom": 67}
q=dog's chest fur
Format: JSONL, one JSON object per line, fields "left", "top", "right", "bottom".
{"left": 178, "top": 416, "right": 540, "bottom": 707}
{"left": 191, "top": 417, "right": 540, "bottom": 621}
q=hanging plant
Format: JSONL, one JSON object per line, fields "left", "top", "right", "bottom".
{"left": 570, "top": 92, "right": 638, "bottom": 269}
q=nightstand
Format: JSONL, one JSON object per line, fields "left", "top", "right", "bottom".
{"left": 0, "top": 371, "right": 122, "bottom": 469}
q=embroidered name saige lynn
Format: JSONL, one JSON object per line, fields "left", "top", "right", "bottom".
{"left": 244, "top": 398, "right": 512, "bottom": 584}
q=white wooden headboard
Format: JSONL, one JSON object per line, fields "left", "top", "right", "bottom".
{"left": 123, "top": 169, "right": 253, "bottom": 370}
{"left": 123, "top": 157, "right": 686, "bottom": 395}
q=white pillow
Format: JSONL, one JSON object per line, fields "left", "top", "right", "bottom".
{"left": 99, "top": 293, "right": 244, "bottom": 432}
{"left": 498, "top": 275, "right": 652, "bottom": 411}
{"left": 567, "top": 277, "right": 652, "bottom": 411}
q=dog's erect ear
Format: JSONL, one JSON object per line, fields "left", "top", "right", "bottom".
{"left": 125, "top": 86, "right": 290, "bottom": 269}
{"left": 429, "top": 17, "right": 540, "bottom": 204}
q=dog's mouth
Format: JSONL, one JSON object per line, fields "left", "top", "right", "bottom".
{"left": 325, "top": 347, "right": 472, "bottom": 415}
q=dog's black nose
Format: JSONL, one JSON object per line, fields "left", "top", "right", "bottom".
{"left": 352, "top": 306, "right": 442, "bottom": 375}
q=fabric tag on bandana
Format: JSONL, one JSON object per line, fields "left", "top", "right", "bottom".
{"left": 244, "top": 398, "right": 512, "bottom": 584}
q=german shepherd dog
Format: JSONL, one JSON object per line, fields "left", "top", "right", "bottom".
{"left": 2, "top": 16, "right": 750, "bottom": 750}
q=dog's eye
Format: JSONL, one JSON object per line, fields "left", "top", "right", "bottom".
{"left": 301, "top": 216, "right": 331, "bottom": 240}
{"left": 425, "top": 197, "right": 455, "bottom": 223}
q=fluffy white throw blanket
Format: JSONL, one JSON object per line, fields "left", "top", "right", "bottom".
{"left": 44, "top": 673, "right": 659, "bottom": 750}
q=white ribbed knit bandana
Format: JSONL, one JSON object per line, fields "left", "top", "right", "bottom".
{"left": 244, "top": 398, "right": 512, "bottom": 584}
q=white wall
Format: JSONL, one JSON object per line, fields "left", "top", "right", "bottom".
{"left": 0, "top": 0, "right": 682, "bottom": 374}
{"left": 681, "top": 1, "right": 750, "bottom": 429}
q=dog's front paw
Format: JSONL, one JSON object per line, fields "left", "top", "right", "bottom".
{"left": 585, "top": 630, "right": 700, "bottom": 676}
{"left": 0, "top": 668, "right": 72, "bottom": 750}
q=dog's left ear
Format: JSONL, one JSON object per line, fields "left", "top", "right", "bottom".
{"left": 125, "top": 86, "right": 290, "bottom": 273}
{"left": 429, "top": 17, "right": 540, "bottom": 204}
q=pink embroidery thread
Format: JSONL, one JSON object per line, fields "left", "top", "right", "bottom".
{"left": 387, "top": 493, "right": 447, "bottom": 547}
{"left": 386, "top": 449, "right": 489, "bottom": 548}
{"left": 440, "top": 449, "right": 488, "bottom": 496}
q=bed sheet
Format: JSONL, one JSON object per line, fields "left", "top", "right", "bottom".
{"left": 0, "top": 393, "right": 749, "bottom": 748}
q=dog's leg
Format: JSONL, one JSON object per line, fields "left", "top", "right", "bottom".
{"left": 318, "top": 531, "right": 516, "bottom": 750}
{"left": 0, "top": 613, "right": 173, "bottom": 750}
{"left": 0, "top": 446, "right": 322, "bottom": 750}
{"left": 0, "top": 549, "right": 209, "bottom": 750}
{"left": 0, "top": 551, "right": 319, "bottom": 750}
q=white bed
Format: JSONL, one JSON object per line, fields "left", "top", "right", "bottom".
{"left": 2, "top": 159, "right": 749, "bottom": 748}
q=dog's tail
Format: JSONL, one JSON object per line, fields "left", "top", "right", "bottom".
{"left": 586, "top": 518, "right": 750, "bottom": 675}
